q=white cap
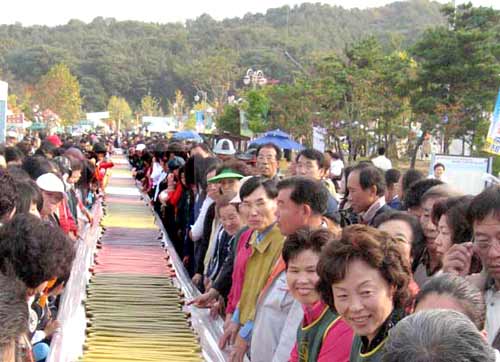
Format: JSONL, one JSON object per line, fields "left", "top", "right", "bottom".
{"left": 6, "top": 130, "right": 18, "bottom": 138}
{"left": 136, "top": 144, "right": 146, "bottom": 151}
{"left": 213, "top": 138, "right": 236, "bottom": 155}
{"left": 36, "top": 173, "right": 65, "bottom": 193}
{"left": 230, "top": 175, "right": 254, "bottom": 204}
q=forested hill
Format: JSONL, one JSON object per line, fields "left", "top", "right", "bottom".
{"left": 0, "top": 0, "right": 446, "bottom": 112}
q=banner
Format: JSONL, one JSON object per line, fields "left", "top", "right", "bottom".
{"left": 485, "top": 88, "right": 500, "bottom": 155}
{"left": 430, "top": 154, "right": 492, "bottom": 195}
{"left": 0, "top": 81, "right": 7, "bottom": 143}
{"left": 313, "top": 126, "right": 327, "bottom": 152}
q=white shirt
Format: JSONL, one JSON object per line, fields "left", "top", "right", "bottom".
{"left": 150, "top": 162, "right": 163, "bottom": 186}
{"left": 427, "top": 174, "right": 448, "bottom": 183}
{"left": 372, "top": 155, "right": 392, "bottom": 171}
{"left": 330, "top": 159, "right": 344, "bottom": 177}
{"left": 485, "top": 287, "right": 500, "bottom": 346}
{"left": 153, "top": 171, "right": 167, "bottom": 201}
{"left": 190, "top": 196, "right": 214, "bottom": 242}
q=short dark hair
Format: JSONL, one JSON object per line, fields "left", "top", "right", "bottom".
{"left": 0, "top": 272, "right": 28, "bottom": 350}
{"left": 416, "top": 273, "right": 486, "bottom": 330}
{"left": 216, "top": 159, "right": 252, "bottom": 177}
{"left": 432, "top": 196, "right": 473, "bottom": 245}
{"left": 401, "top": 169, "right": 424, "bottom": 196}
{"left": 352, "top": 164, "right": 386, "bottom": 196}
{"left": 467, "top": 185, "right": 500, "bottom": 224}
{"left": 374, "top": 211, "right": 426, "bottom": 272}
{"left": 256, "top": 143, "right": 282, "bottom": 161}
{"left": 203, "top": 158, "right": 223, "bottom": 189}
{"left": 385, "top": 169, "right": 401, "bottom": 187}
{"left": 4, "top": 147, "right": 24, "bottom": 164}
{"left": 0, "top": 170, "right": 18, "bottom": 221}
{"left": 66, "top": 154, "right": 83, "bottom": 172}
{"left": 403, "top": 178, "right": 443, "bottom": 209}
{"left": 296, "top": 149, "right": 326, "bottom": 169}
{"left": 215, "top": 194, "right": 238, "bottom": 216}
{"left": 22, "top": 156, "right": 60, "bottom": 180}
{"left": 378, "top": 147, "right": 386, "bottom": 156}
{"left": 317, "top": 225, "right": 412, "bottom": 311}
{"left": 330, "top": 152, "right": 341, "bottom": 160}
{"left": 239, "top": 176, "right": 278, "bottom": 201}
{"left": 0, "top": 214, "right": 75, "bottom": 288}
{"left": 277, "top": 176, "right": 328, "bottom": 215}
{"left": 190, "top": 142, "right": 211, "bottom": 155}
{"left": 15, "top": 180, "right": 43, "bottom": 215}
{"left": 35, "top": 141, "right": 58, "bottom": 158}
{"left": 282, "top": 227, "right": 333, "bottom": 267}
{"left": 433, "top": 162, "right": 445, "bottom": 171}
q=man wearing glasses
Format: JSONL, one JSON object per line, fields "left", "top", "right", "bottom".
{"left": 255, "top": 143, "right": 281, "bottom": 185}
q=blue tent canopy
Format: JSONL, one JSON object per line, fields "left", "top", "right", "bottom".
{"left": 172, "top": 130, "right": 203, "bottom": 142}
{"left": 250, "top": 135, "right": 303, "bottom": 150}
{"left": 263, "top": 129, "right": 291, "bottom": 139}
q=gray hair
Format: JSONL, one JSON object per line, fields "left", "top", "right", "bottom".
{"left": 383, "top": 309, "right": 496, "bottom": 362}
{"left": 421, "top": 184, "right": 462, "bottom": 204}
{"left": 416, "top": 273, "right": 486, "bottom": 330}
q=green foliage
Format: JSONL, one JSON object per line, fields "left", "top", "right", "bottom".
{"left": 0, "top": 0, "right": 446, "bottom": 113}
{"left": 245, "top": 89, "right": 270, "bottom": 133}
{"left": 410, "top": 2, "right": 500, "bottom": 156}
{"left": 107, "top": 96, "right": 132, "bottom": 129}
{"left": 216, "top": 104, "right": 241, "bottom": 135}
{"left": 139, "top": 94, "right": 162, "bottom": 117}
{"left": 184, "top": 114, "right": 197, "bottom": 130}
{"left": 33, "top": 63, "right": 82, "bottom": 125}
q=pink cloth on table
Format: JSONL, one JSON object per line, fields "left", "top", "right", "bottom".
{"left": 226, "top": 228, "right": 254, "bottom": 314}
{"left": 289, "top": 300, "right": 353, "bottom": 362}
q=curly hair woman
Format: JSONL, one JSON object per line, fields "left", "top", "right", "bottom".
{"left": 317, "top": 225, "right": 412, "bottom": 362}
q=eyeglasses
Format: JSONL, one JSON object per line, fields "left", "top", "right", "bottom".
{"left": 297, "top": 162, "right": 318, "bottom": 171}
{"left": 240, "top": 200, "right": 270, "bottom": 211}
{"left": 475, "top": 239, "right": 500, "bottom": 252}
{"left": 257, "top": 155, "right": 276, "bottom": 162}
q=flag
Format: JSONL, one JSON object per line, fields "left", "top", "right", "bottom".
{"left": 485, "top": 88, "right": 500, "bottom": 156}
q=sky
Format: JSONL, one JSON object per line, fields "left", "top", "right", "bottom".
{"left": 1, "top": 0, "right": 498, "bottom": 26}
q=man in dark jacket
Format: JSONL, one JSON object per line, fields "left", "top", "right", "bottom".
{"left": 347, "top": 164, "right": 391, "bottom": 226}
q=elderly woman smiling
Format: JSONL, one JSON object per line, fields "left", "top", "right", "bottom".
{"left": 317, "top": 225, "right": 412, "bottom": 362}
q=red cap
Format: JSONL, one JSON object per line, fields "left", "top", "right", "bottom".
{"left": 46, "top": 135, "right": 63, "bottom": 147}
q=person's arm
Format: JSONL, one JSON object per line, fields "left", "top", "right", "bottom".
{"left": 190, "top": 197, "right": 213, "bottom": 242}
{"left": 212, "top": 239, "right": 236, "bottom": 298}
{"left": 167, "top": 183, "right": 183, "bottom": 206}
{"left": 317, "top": 320, "right": 354, "bottom": 362}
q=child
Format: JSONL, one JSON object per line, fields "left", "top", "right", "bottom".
{"left": 283, "top": 227, "right": 353, "bottom": 362}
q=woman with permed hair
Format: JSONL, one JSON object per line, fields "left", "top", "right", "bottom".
{"left": 317, "top": 225, "right": 412, "bottom": 362}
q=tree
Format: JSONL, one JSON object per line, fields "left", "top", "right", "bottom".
{"left": 33, "top": 63, "right": 82, "bottom": 125}
{"left": 139, "top": 93, "right": 162, "bottom": 117}
{"left": 410, "top": 3, "right": 500, "bottom": 166}
{"left": 0, "top": 1, "right": 447, "bottom": 114}
{"left": 245, "top": 89, "right": 270, "bottom": 133}
{"left": 168, "top": 90, "right": 188, "bottom": 129}
{"left": 190, "top": 51, "right": 240, "bottom": 116}
{"left": 107, "top": 96, "right": 132, "bottom": 131}
{"left": 216, "top": 104, "right": 241, "bottom": 135}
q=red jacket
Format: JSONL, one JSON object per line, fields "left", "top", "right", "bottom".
{"left": 58, "top": 198, "right": 78, "bottom": 236}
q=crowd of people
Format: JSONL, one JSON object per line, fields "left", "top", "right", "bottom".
{"left": 0, "top": 130, "right": 499, "bottom": 362}
{"left": 0, "top": 132, "right": 114, "bottom": 362}
{"left": 127, "top": 136, "right": 499, "bottom": 362}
